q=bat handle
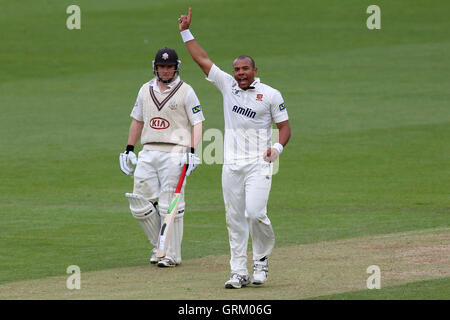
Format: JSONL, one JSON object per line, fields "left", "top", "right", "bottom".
{"left": 175, "top": 164, "right": 187, "bottom": 194}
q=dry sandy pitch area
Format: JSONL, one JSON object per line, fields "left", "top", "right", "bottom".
{"left": 1, "top": 228, "right": 448, "bottom": 300}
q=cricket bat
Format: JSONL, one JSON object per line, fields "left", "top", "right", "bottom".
{"left": 156, "top": 164, "right": 187, "bottom": 258}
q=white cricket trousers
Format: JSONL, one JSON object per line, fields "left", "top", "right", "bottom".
{"left": 222, "top": 162, "right": 275, "bottom": 276}
{"left": 133, "top": 150, "right": 186, "bottom": 263}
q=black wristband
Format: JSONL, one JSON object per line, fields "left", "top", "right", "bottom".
{"left": 190, "top": 147, "right": 195, "bottom": 154}
{"left": 126, "top": 145, "right": 134, "bottom": 153}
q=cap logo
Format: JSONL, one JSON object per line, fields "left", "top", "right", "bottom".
{"left": 162, "top": 53, "right": 169, "bottom": 60}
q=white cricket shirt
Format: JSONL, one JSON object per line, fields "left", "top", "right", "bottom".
{"left": 130, "top": 76, "right": 205, "bottom": 152}
{"left": 206, "top": 64, "right": 289, "bottom": 164}
{"left": 131, "top": 76, "right": 205, "bottom": 126}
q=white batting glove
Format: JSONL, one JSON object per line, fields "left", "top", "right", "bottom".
{"left": 181, "top": 149, "right": 200, "bottom": 176}
{"left": 263, "top": 143, "right": 284, "bottom": 162}
{"left": 119, "top": 145, "right": 137, "bottom": 176}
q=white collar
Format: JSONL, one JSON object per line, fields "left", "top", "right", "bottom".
{"left": 150, "top": 76, "right": 181, "bottom": 94}
{"left": 249, "top": 78, "right": 261, "bottom": 89}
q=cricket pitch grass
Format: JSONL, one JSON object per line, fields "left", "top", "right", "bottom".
{"left": 1, "top": 228, "right": 448, "bottom": 299}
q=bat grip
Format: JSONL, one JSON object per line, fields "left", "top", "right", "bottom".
{"left": 175, "top": 164, "right": 187, "bottom": 194}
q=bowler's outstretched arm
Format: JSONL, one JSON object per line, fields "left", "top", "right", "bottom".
{"left": 178, "top": 8, "right": 213, "bottom": 76}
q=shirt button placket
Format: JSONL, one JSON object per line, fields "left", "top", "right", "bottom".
{"left": 243, "top": 91, "right": 247, "bottom": 108}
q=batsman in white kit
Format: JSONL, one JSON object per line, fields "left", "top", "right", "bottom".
{"left": 179, "top": 9, "right": 291, "bottom": 288}
{"left": 119, "top": 47, "right": 204, "bottom": 268}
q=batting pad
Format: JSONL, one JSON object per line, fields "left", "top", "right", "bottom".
{"left": 160, "top": 211, "right": 184, "bottom": 264}
{"left": 125, "top": 193, "right": 160, "bottom": 247}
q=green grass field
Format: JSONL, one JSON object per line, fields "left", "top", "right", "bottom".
{"left": 0, "top": 0, "right": 449, "bottom": 300}
{"left": 312, "top": 277, "right": 450, "bottom": 300}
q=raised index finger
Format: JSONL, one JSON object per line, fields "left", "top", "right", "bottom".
{"left": 188, "top": 7, "right": 192, "bottom": 20}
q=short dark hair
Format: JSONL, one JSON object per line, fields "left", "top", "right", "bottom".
{"left": 234, "top": 55, "right": 256, "bottom": 68}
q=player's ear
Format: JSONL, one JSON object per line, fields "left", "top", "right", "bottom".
{"left": 254, "top": 67, "right": 258, "bottom": 74}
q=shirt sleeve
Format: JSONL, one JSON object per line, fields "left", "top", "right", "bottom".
{"left": 270, "top": 89, "right": 289, "bottom": 123}
{"left": 130, "top": 85, "right": 144, "bottom": 121}
{"left": 206, "top": 64, "right": 234, "bottom": 92}
{"left": 184, "top": 87, "right": 205, "bottom": 126}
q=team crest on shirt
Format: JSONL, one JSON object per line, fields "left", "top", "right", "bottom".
{"left": 256, "top": 94, "right": 263, "bottom": 101}
{"left": 168, "top": 100, "right": 177, "bottom": 110}
{"left": 279, "top": 103, "right": 286, "bottom": 111}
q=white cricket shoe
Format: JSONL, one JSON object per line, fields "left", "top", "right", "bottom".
{"left": 225, "top": 273, "right": 250, "bottom": 289}
{"left": 150, "top": 248, "right": 158, "bottom": 264}
{"left": 252, "top": 257, "right": 269, "bottom": 285}
{"left": 157, "top": 257, "right": 177, "bottom": 268}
